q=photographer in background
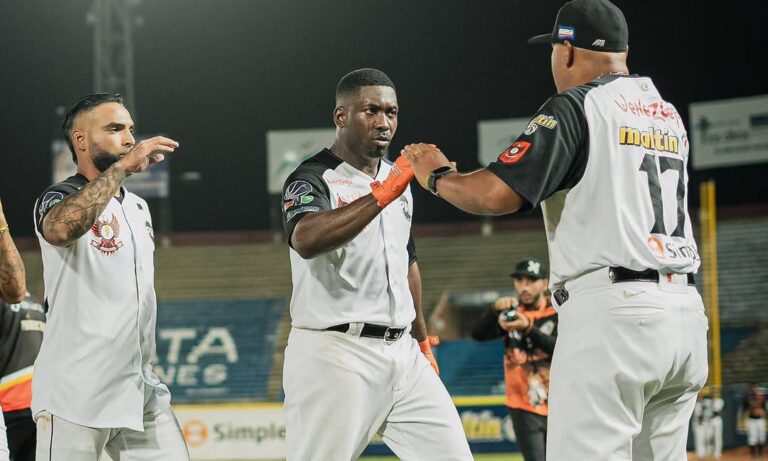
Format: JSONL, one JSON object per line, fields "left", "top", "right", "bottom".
{"left": 472, "top": 258, "right": 557, "bottom": 461}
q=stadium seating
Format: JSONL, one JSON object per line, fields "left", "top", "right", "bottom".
{"left": 17, "top": 216, "right": 768, "bottom": 398}
{"left": 436, "top": 340, "right": 505, "bottom": 396}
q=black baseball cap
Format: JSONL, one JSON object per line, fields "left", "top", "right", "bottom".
{"left": 527, "top": 0, "right": 628, "bottom": 52}
{"left": 510, "top": 259, "right": 548, "bottom": 279}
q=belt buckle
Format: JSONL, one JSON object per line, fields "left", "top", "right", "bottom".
{"left": 383, "top": 327, "right": 403, "bottom": 342}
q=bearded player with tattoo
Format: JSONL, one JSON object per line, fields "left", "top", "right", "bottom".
{"left": 32, "top": 94, "right": 189, "bottom": 461}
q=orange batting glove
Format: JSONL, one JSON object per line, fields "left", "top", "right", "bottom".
{"left": 370, "top": 156, "right": 414, "bottom": 207}
{"left": 419, "top": 335, "right": 441, "bottom": 375}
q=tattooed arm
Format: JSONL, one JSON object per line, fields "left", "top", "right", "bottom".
{"left": 42, "top": 136, "right": 179, "bottom": 247}
{"left": 41, "top": 165, "right": 127, "bottom": 247}
{"left": 0, "top": 197, "right": 26, "bottom": 304}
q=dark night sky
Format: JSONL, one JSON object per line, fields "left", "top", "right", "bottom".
{"left": 1, "top": 0, "right": 766, "bottom": 237}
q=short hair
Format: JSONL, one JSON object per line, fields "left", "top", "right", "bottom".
{"left": 335, "top": 68, "right": 395, "bottom": 101}
{"left": 62, "top": 93, "right": 124, "bottom": 164}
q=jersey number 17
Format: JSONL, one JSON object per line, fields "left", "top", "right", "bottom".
{"left": 638, "top": 152, "right": 686, "bottom": 238}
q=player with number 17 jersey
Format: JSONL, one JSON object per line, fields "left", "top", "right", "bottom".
{"left": 487, "top": 74, "right": 699, "bottom": 286}
{"left": 401, "top": 2, "right": 706, "bottom": 458}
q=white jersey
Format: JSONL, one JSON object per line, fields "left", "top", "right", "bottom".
{"left": 281, "top": 152, "right": 472, "bottom": 461}
{"left": 282, "top": 150, "right": 416, "bottom": 329}
{"left": 32, "top": 174, "right": 169, "bottom": 431}
{"left": 488, "top": 74, "right": 700, "bottom": 286}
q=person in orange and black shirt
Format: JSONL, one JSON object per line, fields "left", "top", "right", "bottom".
{"left": 1, "top": 294, "right": 44, "bottom": 461}
{"left": 0, "top": 194, "right": 39, "bottom": 461}
{"left": 472, "top": 258, "right": 557, "bottom": 461}
{"left": 1, "top": 293, "right": 44, "bottom": 461}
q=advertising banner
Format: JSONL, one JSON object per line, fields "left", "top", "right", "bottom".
{"left": 363, "top": 396, "right": 517, "bottom": 456}
{"left": 175, "top": 404, "right": 286, "bottom": 460}
{"left": 173, "top": 397, "right": 517, "bottom": 460}
{"left": 690, "top": 94, "right": 768, "bottom": 169}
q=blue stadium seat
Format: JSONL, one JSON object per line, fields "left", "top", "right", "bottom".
{"left": 435, "top": 339, "right": 505, "bottom": 396}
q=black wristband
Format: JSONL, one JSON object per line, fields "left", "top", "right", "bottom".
{"left": 427, "top": 166, "right": 455, "bottom": 196}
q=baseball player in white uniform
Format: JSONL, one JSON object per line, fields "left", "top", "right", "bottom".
{"left": 693, "top": 390, "right": 724, "bottom": 459}
{"left": 32, "top": 94, "right": 189, "bottom": 460}
{"left": 745, "top": 383, "right": 767, "bottom": 458}
{"left": 281, "top": 69, "right": 472, "bottom": 461}
{"left": 403, "top": 0, "right": 708, "bottom": 459}
{"left": 692, "top": 395, "right": 707, "bottom": 458}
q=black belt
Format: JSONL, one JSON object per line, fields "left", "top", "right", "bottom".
{"left": 609, "top": 267, "right": 695, "bottom": 286}
{"left": 325, "top": 323, "right": 406, "bottom": 342}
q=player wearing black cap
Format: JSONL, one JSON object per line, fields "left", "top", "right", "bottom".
{"left": 472, "top": 258, "right": 557, "bottom": 461}
{"left": 404, "top": 0, "right": 706, "bottom": 459}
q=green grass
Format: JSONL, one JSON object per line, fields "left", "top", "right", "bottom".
{"left": 362, "top": 454, "right": 522, "bottom": 461}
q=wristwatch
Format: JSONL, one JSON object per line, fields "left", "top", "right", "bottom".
{"left": 426, "top": 166, "right": 454, "bottom": 196}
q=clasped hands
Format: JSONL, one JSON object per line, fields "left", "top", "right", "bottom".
{"left": 370, "top": 143, "right": 455, "bottom": 207}
{"left": 400, "top": 143, "right": 455, "bottom": 190}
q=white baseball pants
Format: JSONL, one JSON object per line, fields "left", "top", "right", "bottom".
{"left": 692, "top": 421, "right": 706, "bottom": 458}
{"left": 708, "top": 416, "right": 722, "bottom": 458}
{"left": 283, "top": 327, "right": 472, "bottom": 461}
{"left": 35, "top": 391, "right": 188, "bottom": 461}
{"left": 748, "top": 417, "right": 766, "bottom": 446}
{"left": 547, "top": 268, "right": 709, "bottom": 461}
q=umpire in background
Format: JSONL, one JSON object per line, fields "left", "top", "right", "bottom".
{"left": 472, "top": 258, "right": 557, "bottom": 461}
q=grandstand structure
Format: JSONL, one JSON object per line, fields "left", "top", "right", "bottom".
{"left": 18, "top": 210, "right": 768, "bottom": 402}
{"left": 713, "top": 217, "right": 768, "bottom": 384}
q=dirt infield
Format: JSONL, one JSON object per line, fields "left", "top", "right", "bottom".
{"left": 688, "top": 447, "right": 761, "bottom": 460}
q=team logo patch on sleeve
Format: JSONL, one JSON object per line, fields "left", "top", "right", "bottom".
{"left": 498, "top": 141, "right": 532, "bottom": 164}
{"left": 38, "top": 191, "right": 64, "bottom": 217}
{"left": 283, "top": 195, "right": 315, "bottom": 211}
{"left": 90, "top": 214, "right": 124, "bottom": 255}
{"left": 284, "top": 180, "right": 313, "bottom": 201}
{"left": 283, "top": 180, "right": 315, "bottom": 211}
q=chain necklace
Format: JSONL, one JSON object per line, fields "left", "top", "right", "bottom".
{"left": 597, "top": 71, "right": 629, "bottom": 79}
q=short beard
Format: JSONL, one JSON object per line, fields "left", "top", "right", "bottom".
{"left": 521, "top": 293, "right": 540, "bottom": 309}
{"left": 93, "top": 152, "right": 121, "bottom": 173}
{"left": 368, "top": 145, "right": 388, "bottom": 159}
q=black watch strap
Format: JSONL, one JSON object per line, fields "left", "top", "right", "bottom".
{"left": 427, "top": 166, "right": 454, "bottom": 196}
